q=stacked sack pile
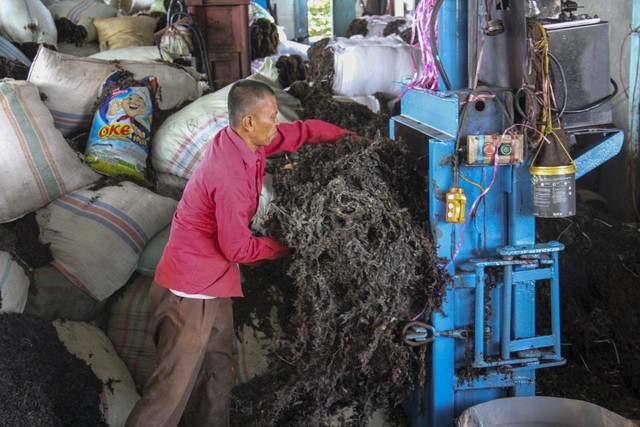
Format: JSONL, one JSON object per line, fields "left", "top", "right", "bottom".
{"left": 0, "top": 0, "right": 301, "bottom": 425}
{"left": 307, "top": 14, "right": 420, "bottom": 114}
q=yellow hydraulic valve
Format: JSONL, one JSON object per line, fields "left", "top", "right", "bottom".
{"left": 445, "top": 188, "right": 467, "bottom": 224}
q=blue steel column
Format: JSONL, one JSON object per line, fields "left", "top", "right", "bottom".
{"left": 429, "top": 139, "right": 456, "bottom": 427}
{"left": 550, "top": 250, "right": 562, "bottom": 357}
{"left": 501, "top": 265, "right": 513, "bottom": 359}
{"left": 438, "top": 0, "right": 468, "bottom": 90}
{"left": 474, "top": 265, "right": 485, "bottom": 366}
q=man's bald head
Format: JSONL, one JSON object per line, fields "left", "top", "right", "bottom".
{"left": 228, "top": 79, "right": 276, "bottom": 130}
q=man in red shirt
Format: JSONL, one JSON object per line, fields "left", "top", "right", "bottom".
{"left": 126, "top": 79, "right": 354, "bottom": 427}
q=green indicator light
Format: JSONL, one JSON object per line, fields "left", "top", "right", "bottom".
{"left": 499, "top": 144, "right": 513, "bottom": 155}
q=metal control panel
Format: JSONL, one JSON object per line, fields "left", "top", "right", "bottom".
{"left": 466, "top": 134, "right": 524, "bottom": 165}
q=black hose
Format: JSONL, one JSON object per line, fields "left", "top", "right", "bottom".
{"left": 429, "top": 0, "right": 452, "bottom": 90}
{"left": 166, "top": 1, "right": 214, "bottom": 88}
{"left": 514, "top": 85, "right": 538, "bottom": 124}
{"left": 564, "top": 78, "right": 618, "bottom": 114}
{"left": 548, "top": 51, "right": 618, "bottom": 115}
{"left": 547, "top": 51, "right": 568, "bottom": 120}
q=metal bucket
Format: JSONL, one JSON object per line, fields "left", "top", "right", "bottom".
{"left": 530, "top": 164, "right": 577, "bottom": 218}
{"left": 457, "top": 396, "right": 638, "bottom": 427}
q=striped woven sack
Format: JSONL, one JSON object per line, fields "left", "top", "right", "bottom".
{"left": 48, "top": 0, "right": 118, "bottom": 43}
{"left": 35, "top": 181, "right": 177, "bottom": 301}
{"left": 105, "top": 274, "right": 280, "bottom": 388}
{"left": 152, "top": 57, "right": 300, "bottom": 179}
{"left": 0, "top": 35, "right": 31, "bottom": 66}
{"left": 0, "top": 79, "right": 100, "bottom": 224}
{"left": 0, "top": 251, "right": 30, "bottom": 314}
{"left": 0, "top": 0, "right": 57, "bottom": 46}
{"left": 24, "top": 264, "right": 107, "bottom": 321}
{"left": 105, "top": 274, "right": 156, "bottom": 391}
{"left": 27, "top": 46, "right": 208, "bottom": 137}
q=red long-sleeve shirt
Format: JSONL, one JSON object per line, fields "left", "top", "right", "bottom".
{"left": 154, "top": 120, "right": 352, "bottom": 297}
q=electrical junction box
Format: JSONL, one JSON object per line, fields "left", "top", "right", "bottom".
{"left": 466, "top": 134, "right": 524, "bottom": 165}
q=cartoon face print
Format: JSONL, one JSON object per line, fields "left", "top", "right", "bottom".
{"left": 121, "top": 93, "right": 148, "bottom": 118}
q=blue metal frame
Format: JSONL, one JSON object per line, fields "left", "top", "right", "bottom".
{"left": 391, "top": 87, "right": 567, "bottom": 427}
{"left": 392, "top": 85, "right": 624, "bottom": 426}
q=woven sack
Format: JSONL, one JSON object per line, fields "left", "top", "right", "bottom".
{"left": 152, "top": 58, "right": 300, "bottom": 179}
{"left": 94, "top": 15, "right": 158, "bottom": 51}
{"left": 0, "top": 79, "right": 100, "bottom": 224}
{"left": 0, "top": 0, "right": 57, "bottom": 46}
{"left": 313, "top": 35, "right": 421, "bottom": 97}
{"left": 89, "top": 45, "right": 173, "bottom": 62}
{"left": 54, "top": 319, "right": 141, "bottom": 427}
{"left": 48, "top": 0, "right": 118, "bottom": 42}
{"left": 27, "top": 46, "right": 208, "bottom": 136}
{"left": 36, "top": 181, "right": 177, "bottom": 301}
{"left": 24, "top": 264, "right": 107, "bottom": 321}
{"left": 105, "top": 274, "right": 280, "bottom": 388}
{"left": 0, "top": 251, "right": 30, "bottom": 314}
{"left": 155, "top": 172, "right": 188, "bottom": 200}
{"left": 0, "top": 35, "right": 31, "bottom": 66}
{"left": 105, "top": 274, "right": 156, "bottom": 390}
{"left": 137, "top": 224, "right": 171, "bottom": 278}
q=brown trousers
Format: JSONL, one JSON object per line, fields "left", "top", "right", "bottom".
{"left": 126, "top": 283, "right": 237, "bottom": 427}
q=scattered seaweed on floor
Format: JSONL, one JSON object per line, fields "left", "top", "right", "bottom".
{"left": 345, "top": 18, "right": 368, "bottom": 38}
{"left": 536, "top": 207, "right": 640, "bottom": 419}
{"left": 231, "top": 136, "right": 447, "bottom": 426}
{"left": 250, "top": 18, "right": 280, "bottom": 60}
{"left": 0, "top": 313, "right": 107, "bottom": 427}
{"left": 275, "top": 54, "right": 307, "bottom": 89}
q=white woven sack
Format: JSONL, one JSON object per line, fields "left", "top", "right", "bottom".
{"left": 27, "top": 46, "right": 208, "bottom": 136}
{"left": 89, "top": 45, "right": 173, "bottom": 62}
{"left": 152, "top": 57, "right": 300, "bottom": 179}
{"left": 0, "top": 35, "right": 31, "bottom": 66}
{"left": 277, "top": 40, "right": 310, "bottom": 61}
{"left": 36, "top": 181, "right": 178, "bottom": 301}
{"left": 54, "top": 319, "right": 141, "bottom": 427}
{"left": 0, "top": 80, "right": 100, "bottom": 224}
{"left": 104, "top": 0, "right": 133, "bottom": 14}
{"left": 0, "top": 0, "right": 57, "bottom": 46}
{"left": 57, "top": 41, "right": 101, "bottom": 56}
{"left": 48, "top": 0, "right": 118, "bottom": 42}
{"left": 331, "top": 35, "right": 422, "bottom": 97}
{"left": 360, "top": 15, "right": 410, "bottom": 38}
{"left": 0, "top": 251, "right": 30, "bottom": 314}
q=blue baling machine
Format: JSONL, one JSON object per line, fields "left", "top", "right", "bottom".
{"left": 390, "top": 1, "right": 624, "bottom": 425}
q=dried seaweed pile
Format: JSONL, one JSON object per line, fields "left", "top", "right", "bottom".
{"left": 0, "top": 57, "right": 29, "bottom": 80}
{"left": 383, "top": 19, "right": 407, "bottom": 37}
{"left": 232, "top": 136, "right": 446, "bottom": 426}
{"left": 250, "top": 18, "right": 280, "bottom": 60}
{"left": 306, "top": 37, "right": 334, "bottom": 89}
{"left": 0, "top": 313, "right": 106, "bottom": 427}
{"left": 275, "top": 54, "right": 307, "bottom": 89}
{"left": 535, "top": 208, "right": 640, "bottom": 419}
{"left": 287, "top": 81, "right": 392, "bottom": 139}
{"left": 54, "top": 18, "right": 88, "bottom": 46}
{"left": 345, "top": 18, "right": 369, "bottom": 38}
